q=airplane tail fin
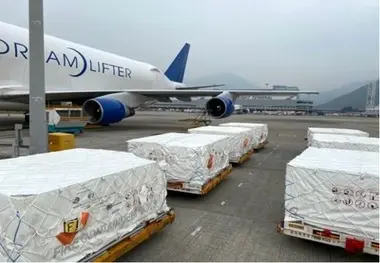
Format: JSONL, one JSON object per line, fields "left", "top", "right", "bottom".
{"left": 164, "top": 43, "right": 190, "bottom": 83}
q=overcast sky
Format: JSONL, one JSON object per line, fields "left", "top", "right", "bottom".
{"left": 0, "top": 0, "right": 378, "bottom": 91}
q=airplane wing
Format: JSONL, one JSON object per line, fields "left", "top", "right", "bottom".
{"left": 174, "top": 84, "right": 225, "bottom": 90}
{"left": 0, "top": 86, "right": 117, "bottom": 103}
{"left": 0, "top": 86, "right": 318, "bottom": 104}
{"left": 126, "top": 89, "right": 319, "bottom": 96}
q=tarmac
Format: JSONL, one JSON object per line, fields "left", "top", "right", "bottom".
{"left": 0, "top": 111, "right": 379, "bottom": 261}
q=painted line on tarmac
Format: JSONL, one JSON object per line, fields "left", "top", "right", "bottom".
{"left": 258, "top": 146, "right": 278, "bottom": 166}
{"left": 190, "top": 226, "right": 203, "bottom": 236}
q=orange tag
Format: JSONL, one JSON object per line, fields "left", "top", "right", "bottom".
{"left": 207, "top": 154, "right": 215, "bottom": 169}
{"left": 56, "top": 211, "right": 89, "bottom": 245}
{"left": 243, "top": 138, "right": 249, "bottom": 147}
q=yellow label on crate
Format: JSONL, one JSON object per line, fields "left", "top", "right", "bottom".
{"left": 64, "top": 218, "right": 79, "bottom": 233}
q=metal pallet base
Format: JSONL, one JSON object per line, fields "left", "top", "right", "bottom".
{"left": 231, "top": 149, "right": 254, "bottom": 165}
{"left": 254, "top": 140, "right": 269, "bottom": 151}
{"left": 80, "top": 210, "right": 175, "bottom": 262}
{"left": 167, "top": 165, "right": 233, "bottom": 195}
{"left": 277, "top": 220, "right": 379, "bottom": 256}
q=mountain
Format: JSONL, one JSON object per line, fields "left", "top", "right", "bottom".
{"left": 314, "top": 81, "right": 371, "bottom": 106}
{"left": 316, "top": 80, "right": 379, "bottom": 110}
{"left": 187, "top": 72, "right": 261, "bottom": 90}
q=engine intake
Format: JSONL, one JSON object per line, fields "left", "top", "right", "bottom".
{"left": 205, "top": 95, "right": 235, "bottom": 118}
{"left": 82, "top": 98, "right": 135, "bottom": 125}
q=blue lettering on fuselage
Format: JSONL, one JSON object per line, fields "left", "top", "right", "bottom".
{"left": 0, "top": 39, "right": 132, "bottom": 79}
{"left": 0, "top": 39, "right": 9, "bottom": 54}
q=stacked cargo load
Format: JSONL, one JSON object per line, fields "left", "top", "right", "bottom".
{"left": 280, "top": 147, "right": 379, "bottom": 255}
{"left": 310, "top": 133, "right": 379, "bottom": 152}
{"left": 219, "top": 122, "right": 269, "bottom": 149}
{"left": 187, "top": 126, "right": 254, "bottom": 163}
{"left": 306, "top": 127, "right": 369, "bottom": 144}
{"left": 127, "top": 132, "right": 232, "bottom": 194}
{"left": 0, "top": 148, "right": 171, "bottom": 262}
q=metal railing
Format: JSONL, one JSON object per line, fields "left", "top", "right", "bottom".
{"left": 0, "top": 124, "right": 29, "bottom": 157}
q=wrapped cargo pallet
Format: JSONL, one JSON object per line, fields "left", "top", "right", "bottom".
{"left": 0, "top": 148, "right": 170, "bottom": 262}
{"left": 310, "top": 133, "right": 379, "bottom": 152}
{"left": 219, "top": 122, "right": 268, "bottom": 149}
{"left": 127, "top": 133, "right": 230, "bottom": 193}
{"left": 284, "top": 147, "right": 379, "bottom": 253}
{"left": 188, "top": 126, "right": 253, "bottom": 163}
{"left": 306, "top": 127, "right": 369, "bottom": 143}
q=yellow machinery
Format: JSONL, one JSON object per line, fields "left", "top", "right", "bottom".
{"left": 48, "top": 132, "right": 75, "bottom": 152}
{"left": 178, "top": 109, "right": 212, "bottom": 128}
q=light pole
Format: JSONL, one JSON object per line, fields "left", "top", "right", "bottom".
{"left": 28, "top": 0, "right": 48, "bottom": 154}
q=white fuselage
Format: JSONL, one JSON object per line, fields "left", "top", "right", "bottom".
{"left": 0, "top": 21, "right": 179, "bottom": 110}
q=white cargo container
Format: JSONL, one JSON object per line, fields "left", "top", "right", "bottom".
{"left": 127, "top": 132, "right": 231, "bottom": 194}
{"left": 0, "top": 148, "right": 170, "bottom": 262}
{"left": 306, "top": 127, "right": 369, "bottom": 143}
{"left": 219, "top": 122, "right": 268, "bottom": 149}
{"left": 281, "top": 147, "right": 379, "bottom": 255}
{"left": 187, "top": 126, "right": 254, "bottom": 163}
{"left": 310, "top": 133, "right": 379, "bottom": 152}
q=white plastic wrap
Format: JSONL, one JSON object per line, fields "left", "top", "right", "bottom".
{"left": 127, "top": 133, "right": 230, "bottom": 188}
{"left": 0, "top": 148, "right": 169, "bottom": 262}
{"left": 310, "top": 134, "right": 379, "bottom": 152}
{"left": 219, "top": 122, "right": 268, "bottom": 147}
{"left": 285, "top": 147, "right": 379, "bottom": 240}
{"left": 188, "top": 126, "right": 253, "bottom": 162}
{"left": 307, "top": 127, "right": 369, "bottom": 143}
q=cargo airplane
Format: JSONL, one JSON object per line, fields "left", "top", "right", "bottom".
{"left": 0, "top": 21, "right": 318, "bottom": 125}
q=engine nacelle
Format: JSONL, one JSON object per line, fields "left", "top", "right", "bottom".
{"left": 205, "top": 94, "right": 235, "bottom": 119}
{"left": 82, "top": 97, "right": 135, "bottom": 125}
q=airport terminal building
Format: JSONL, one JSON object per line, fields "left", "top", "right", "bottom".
{"left": 149, "top": 85, "right": 314, "bottom": 112}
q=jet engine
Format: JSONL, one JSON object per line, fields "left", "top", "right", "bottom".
{"left": 82, "top": 97, "right": 135, "bottom": 125}
{"left": 205, "top": 92, "right": 235, "bottom": 118}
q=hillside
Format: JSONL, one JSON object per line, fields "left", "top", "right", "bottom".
{"left": 188, "top": 72, "right": 261, "bottom": 90}
{"left": 188, "top": 74, "right": 377, "bottom": 110}
{"left": 316, "top": 80, "right": 379, "bottom": 110}
{"left": 314, "top": 81, "right": 370, "bottom": 106}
